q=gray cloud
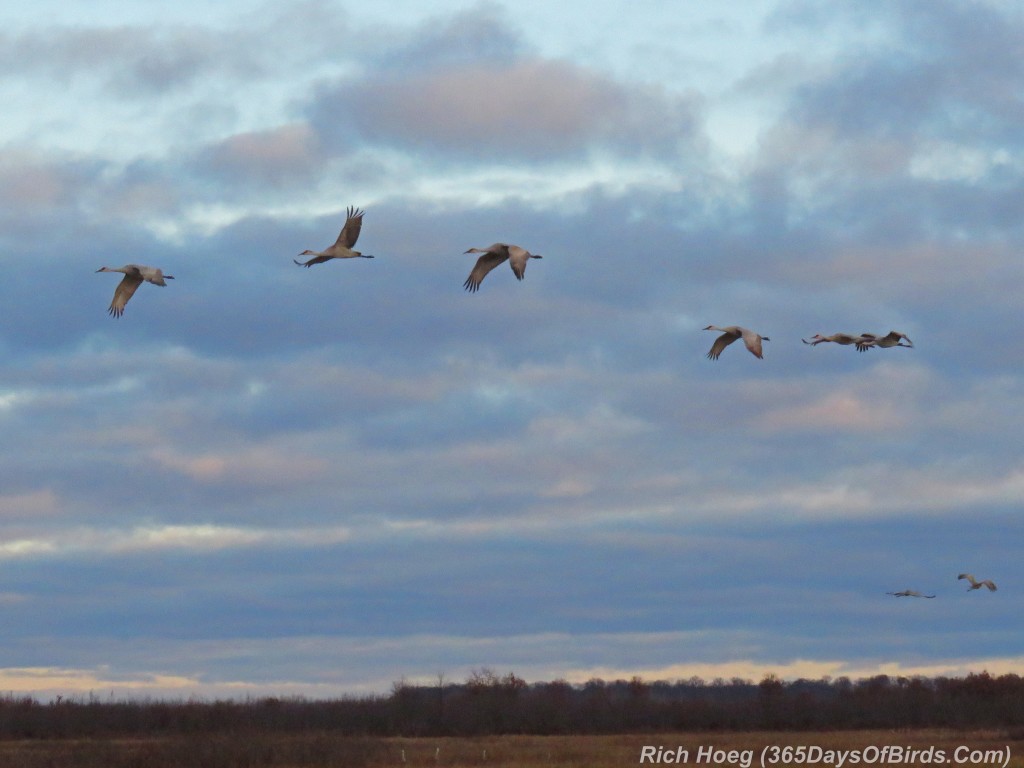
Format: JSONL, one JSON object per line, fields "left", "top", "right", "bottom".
{"left": 309, "top": 60, "right": 703, "bottom": 162}
{"left": 0, "top": 1, "right": 354, "bottom": 97}
{"left": 192, "top": 123, "right": 327, "bottom": 189}
{"left": 374, "top": 2, "right": 528, "bottom": 73}
{"left": 762, "top": 0, "right": 1024, "bottom": 172}
{"left": 0, "top": 26, "right": 252, "bottom": 94}
{"left": 303, "top": 5, "right": 704, "bottom": 165}
{"left": 0, "top": 149, "right": 107, "bottom": 239}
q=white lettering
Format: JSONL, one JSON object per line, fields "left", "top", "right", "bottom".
{"left": 640, "top": 746, "right": 689, "bottom": 764}
{"left": 692, "top": 746, "right": 753, "bottom": 768}
{"left": 955, "top": 747, "right": 1006, "bottom": 765}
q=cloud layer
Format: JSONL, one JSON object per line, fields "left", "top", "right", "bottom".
{"left": 1, "top": 0, "right": 1022, "bottom": 697}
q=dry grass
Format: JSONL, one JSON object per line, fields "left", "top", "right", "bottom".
{"left": 0, "top": 730, "right": 1020, "bottom": 768}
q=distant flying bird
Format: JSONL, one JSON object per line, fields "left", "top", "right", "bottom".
{"left": 958, "top": 573, "right": 997, "bottom": 591}
{"left": 703, "top": 326, "right": 769, "bottom": 360}
{"left": 856, "top": 331, "right": 914, "bottom": 352}
{"left": 802, "top": 332, "right": 870, "bottom": 347}
{"left": 294, "top": 206, "right": 373, "bottom": 266}
{"left": 96, "top": 264, "right": 174, "bottom": 318}
{"left": 887, "top": 590, "right": 936, "bottom": 598}
{"left": 462, "top": 243, "right": 542, "bottom": 292}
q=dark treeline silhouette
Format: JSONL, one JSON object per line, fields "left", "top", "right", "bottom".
{"left": 2, "top": 670, "right": 1024, "bottom": 740}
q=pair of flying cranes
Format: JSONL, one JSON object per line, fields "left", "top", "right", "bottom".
{"left": 888, "top": 574, "right": 998, "bottom": 599}
{"left": 95, "top": 208, "right": 914, "bottom": 362}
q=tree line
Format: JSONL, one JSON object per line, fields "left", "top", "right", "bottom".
{"left": 1, "top": 670, "right": 1023, "bottom": 739}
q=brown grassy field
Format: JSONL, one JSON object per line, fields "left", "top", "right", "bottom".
{"left": 0, "top": 729, "right": 1021, "bottom": 768}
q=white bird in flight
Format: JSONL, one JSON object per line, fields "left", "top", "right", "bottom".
{"left": 958, "top": 573, "right": 997, "bottom": 591}
{"left": 703, "top": 325, "right": 769, "bottom": 360}
{"left": 462, "top": 243, "right": 542, "bottom": 292}
{"left": 886, "top": 589, "right": 936, "bottom": 598}
{"left": 294, "top": 206, "right": 373, "bottom": 267}
{"left": 856, "top": 331, "right": 914, "bottom": 352}
{"left": 96, "top": 264, "right": 174, "bottom": 318}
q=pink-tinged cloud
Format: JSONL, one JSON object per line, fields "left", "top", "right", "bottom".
{"left": 0, "top": 150, "right": 96, "bottom": 211}
{"left": 756, "top": 390, "right": 906, "bottom": 433}
{"left": 149, "top": 446, "right": 328, "bottom": 487}
{"left": 751, "top": 363, "right": 932, "bottom": 436}
{"left": 198, "top": 123, "right": 324, "bottom": 187}
{"left": 310, "top": 59, "right": 702, "bottom": 161}
{"left": 0, "top": 489, "right": 60, "bottom": 520}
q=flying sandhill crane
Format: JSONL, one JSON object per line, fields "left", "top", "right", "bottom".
{"left": 95, "top": 264, "right": 174, "bottom": 318}
{"left": 887, "top": 590, "right": 936, "bottom": 598}
{"left": 703, "top": 326, "right": 769, "bottom": 360}
{"left": 294, "top": 206, "right": 373, "bottom": 267}
{"left": 958, "top": 573, "right": 997, "bottom": 591}
{"left": 462, "top": 243, "right": 542, "bottom": 292}
{"left": 802, "top": 332, "right": 871, "bottom": 347}
{"left": 856, "top": 331, "right": 913, "bottom": 352}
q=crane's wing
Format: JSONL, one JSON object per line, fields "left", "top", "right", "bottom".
{"left": 507, "top": 245, "right": 531, "bottom": 281}
{"left": 741, "top": 330, "right": 765, "bottom": 359}
{"left": 335, "top": 206, "right": 364, "bottom": 249}
{"left": 108, "top": 274, "right": 143, "bottom": 318}
{"left": 141, "top": 267, "right": 172, "bottom": 286}
{"left": 294, "top": 253, "right": 332, "bottom": 267}
{"left": 855, "top": 335, "right": 876, "bottom": 352}
{"left": 463, "top": 251, "right": 508, "bottom": 292}
{"left": 706, "top": 332, "right": 739, "bottom": 360}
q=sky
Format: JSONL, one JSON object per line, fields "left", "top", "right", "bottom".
{"left": 1, "top": 0, "right": 1023, "bottom": 700}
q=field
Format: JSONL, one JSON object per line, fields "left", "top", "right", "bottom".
{"left": 0, "top": 729, "right": 1021, "bottom": 768}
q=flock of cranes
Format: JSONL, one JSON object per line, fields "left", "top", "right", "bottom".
{"left": 698, "top": 326, "right": 915, "bottom": 359}
{"left": 95, "top": 206, "right": 546, "bottom": 314}
{"left": 95, "top": 207, "right": 912, "bottom": 365}
{"left": 92, "top": 205, "right": 999, "bottom": 600}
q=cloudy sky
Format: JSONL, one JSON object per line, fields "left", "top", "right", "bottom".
{"left": 1, "top": 0, "right": 1023, "bottom": 699}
